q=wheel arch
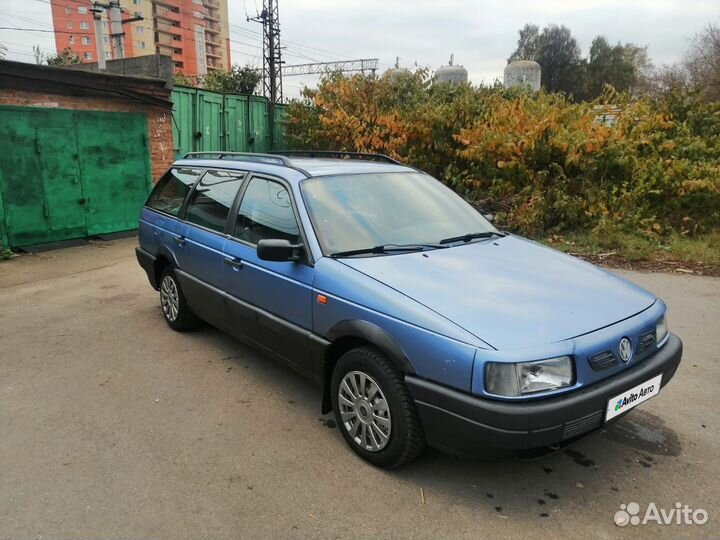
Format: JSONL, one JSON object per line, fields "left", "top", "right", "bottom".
{"left": 320, "top": 320, "right": 416, "bottom": 414}
{"left": 152, "top": 246, "right": 177, "bottom": 289}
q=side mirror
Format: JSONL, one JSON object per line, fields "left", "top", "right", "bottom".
{"left": 257, "top": 239, "right": 304, "bottom": 262}
{"left": 483, "top": 213, "right": 495, "bottom": 224}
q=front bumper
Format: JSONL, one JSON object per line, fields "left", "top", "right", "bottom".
{"left": 406, "top": 333, "right": 682, "bottom": 457}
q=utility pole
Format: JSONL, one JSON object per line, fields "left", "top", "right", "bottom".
{"left": 91, "top": 1, "right": 142, "bottom": 64}
{"left": 249, "top": 0, "right": 283, "bottom": 104}
{"left": 249, "top": 0, "right": 283, "bottom": 148}
{"left": 108, "top": 0, "right": 124, "bottom": 59}
{"left": 90, "top": 4, "right": 106, "bottom": 69}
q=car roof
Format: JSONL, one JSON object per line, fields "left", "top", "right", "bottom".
{"left": 174, "top": 155, "right": 416, "bottom": 181}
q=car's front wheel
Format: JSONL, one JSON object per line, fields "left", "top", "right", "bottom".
{"left": 330, "top": 346, "right": 425, "bottom": 468}
{"left": 159, "top": 267, "right": 199, "bottom": 331}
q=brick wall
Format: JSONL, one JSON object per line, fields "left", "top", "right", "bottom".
{"left": 0, "top": 90, "right": 173, "bottom": 182}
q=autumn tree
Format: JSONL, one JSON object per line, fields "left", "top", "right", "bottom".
{"left": 173, "top": 71, "right": 196, "bottom": 87}
{"left": 285, "top": 71, "right": 720, "bottom": 238}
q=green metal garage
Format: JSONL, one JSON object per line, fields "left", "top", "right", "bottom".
{"left": 0, "top": 107, "right": 151, "bottom": 247}
{"left": 0, "top": 59, "right": 174, "bottom": 250}
{"left": 171, "top": 86, "right": 287, "bottom": 158}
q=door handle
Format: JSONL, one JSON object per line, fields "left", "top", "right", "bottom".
{"left": 173, "top": 236, "right": 186, "bottom": 247}
{"left": 223, "top": 256, "right": 243, "bottom": 269}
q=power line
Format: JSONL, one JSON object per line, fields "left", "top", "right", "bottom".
{"left": 31, "top": 0, "right": 346, "bottom": 66}
{"left": 30, "top": 0, "right": 92, "bottom": 6}
{"left": 28, "top": 0, "right": 352, "bottom": 65}
{"left": 229, "top": 22, "right": 355, "bottom": 61}
{"left": 0, "top": 26, "right": 87, "bottom": 35}
{"left": 116, "top": 0, "right": 342, "bottom": 65}
{"left": 2, "top": 41, "right": 54, "bottom": 52}
{"left": 10, "top": 0, "right": 361, "bottom": 80}
{"left": 2, "top": 12, "right": 55, "bottom": 27}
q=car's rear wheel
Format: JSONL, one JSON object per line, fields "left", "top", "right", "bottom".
{"left": 330, "top": 346, "right": 425, "bottom": 468}
{"left": 159, "top": 267, "right": 199, "bottom": 331}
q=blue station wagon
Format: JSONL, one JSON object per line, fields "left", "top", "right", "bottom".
{"left": 136, "top": 151, "right": 683, "bottom": 468}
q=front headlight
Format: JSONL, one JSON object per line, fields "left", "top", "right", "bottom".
{"left": 485, "top": 356, "right": 574, "bottom": 397}
{"left": 656, "top": 315, "right": 669, "bottom": 343}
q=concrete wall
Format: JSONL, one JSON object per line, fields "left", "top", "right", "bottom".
{"left": 64, "top": 54, "right": 174, "bottom": 89}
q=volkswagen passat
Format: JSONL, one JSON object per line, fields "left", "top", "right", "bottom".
{"left": 136, "top": 151, "right": 682, "bottom": 468}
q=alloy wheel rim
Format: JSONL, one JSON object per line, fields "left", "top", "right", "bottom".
{"left": 160, "top": 275, "right": 180, "bottom": 322}
{"left": 338, "top": 370, "right": 391, "bottom": 452}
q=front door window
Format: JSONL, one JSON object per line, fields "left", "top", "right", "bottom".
{"left": 234, "top": 177, "right": 300, "bottom": 244}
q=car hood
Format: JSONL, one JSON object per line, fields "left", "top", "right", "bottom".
{"left": 339, "top": 235, "right": 656, "bottom": 350}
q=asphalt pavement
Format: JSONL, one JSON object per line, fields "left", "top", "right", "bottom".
{"left": 0, "top": 237, "right": 718, "bottom": 539}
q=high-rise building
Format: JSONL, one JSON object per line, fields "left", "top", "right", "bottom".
{"left": 50, "top": 0, "right": 232, "bottom": 75}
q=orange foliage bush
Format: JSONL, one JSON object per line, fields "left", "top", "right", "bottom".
{"left": 284, "top": 72, "right": 720, "bottom": 238}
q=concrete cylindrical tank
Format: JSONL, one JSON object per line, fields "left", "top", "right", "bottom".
{"left": 385, "top": 56, "right": 411, "bottom": 80}
{"left": 385, "top": 67, "right": 411, "bottom": 80}
{"left": 503, "top": 60, "right": 541, "bottom": 91}
{"left": 436, "top": 55, "right": 468, "bottom": 84}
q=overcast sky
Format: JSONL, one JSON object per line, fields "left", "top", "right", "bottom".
{"left": 2, "top": 0, "right": 717, "bottom": 98}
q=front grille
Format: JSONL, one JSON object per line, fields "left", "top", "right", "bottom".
{"left": 589, "top": 350, "right": 617, "bottom": 371}
{"left": 638, "top": 330, "right": 656, "bottom": 355}
{"left": 562, "top": 410, "right": 604, "bottom": 440}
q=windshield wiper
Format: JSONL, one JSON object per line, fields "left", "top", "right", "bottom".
{"left": 439, "top": 231, "right": 506, "bottom": 245}
{"left": 330, "top": 243, "right": 446, "bottom": 258}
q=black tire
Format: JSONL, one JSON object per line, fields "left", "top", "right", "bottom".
{"left": 330, "top": 346, "right": 425, "bottom": 468}
{"left": 158, "top": 267, "right": 200, "bottom": 332}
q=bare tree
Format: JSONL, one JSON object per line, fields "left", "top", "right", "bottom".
{"left": 33, "top": 44, "right": 43, "bottom": 65}
{"left": 641, "top": 63, "right": 690, "bottom": 98}
{"left": 684, "top": 23, "right": 720, "bottom": 101}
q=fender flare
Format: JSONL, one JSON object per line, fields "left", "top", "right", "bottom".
{"left": 152, "top": 245, "right": 180, "bottom": 288}
{"left": 325, "top": 319, "right": 416, "bottom": 375}
{"left": 320, "top": 320, "right": 416, "bottom": 414}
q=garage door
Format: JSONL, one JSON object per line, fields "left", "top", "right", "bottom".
{"left": 0, "top": 106, "right": 151, "bottom": 248}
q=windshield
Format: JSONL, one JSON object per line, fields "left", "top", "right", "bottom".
{"left": 300, "top": 172, "right": 497, "bottom": 255}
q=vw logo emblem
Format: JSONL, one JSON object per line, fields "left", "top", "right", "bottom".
{"left": 619, "top": 337, "right": 633, "bottom": 362}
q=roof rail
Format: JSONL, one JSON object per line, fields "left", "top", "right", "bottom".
{"left": 182, "top": 151, "right": 293, "bottom": 167}
{"left": 271, "top": 150, "right": 402, "bottom": 165}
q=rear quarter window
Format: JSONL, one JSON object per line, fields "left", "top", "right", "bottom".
{"left": 146, "top": 168, "right": 203, "bottom": 217}
{"left": 184, "top": 169, "right": 245, "bottom": 233}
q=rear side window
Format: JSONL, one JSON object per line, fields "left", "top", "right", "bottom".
{"left": 146, "top": 168, "right": 202, "bottom": 216}
{"left": 185, "top": 170, "right": 245, "bottom": 233}
{"left": 234, "top": 177, "right": 299, "bottom": 244}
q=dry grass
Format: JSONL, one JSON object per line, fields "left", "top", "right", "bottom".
{"left": 542, "top": 231, "right": 720, "bottom": 275}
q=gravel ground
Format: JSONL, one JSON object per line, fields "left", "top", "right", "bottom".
{"left": 0, "top": 237, "right": 718, "bottom": 539}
